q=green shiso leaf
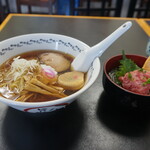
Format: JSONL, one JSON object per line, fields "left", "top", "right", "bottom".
{"left": 114, "top": 51, "right": 140, "bottom": 84}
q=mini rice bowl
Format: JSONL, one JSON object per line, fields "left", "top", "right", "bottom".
{"left": 102, "top": 54, "right": 150, "bottom": 110}
{"left": 0, "top": 33, "right": 100, "bottom": 113}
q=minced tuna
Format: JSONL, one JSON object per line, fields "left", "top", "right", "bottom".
{"left": 119, "top": 70, "right": 150, "bottom": 95}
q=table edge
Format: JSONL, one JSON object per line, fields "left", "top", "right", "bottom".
{"left": 136, "top": 19, "right": 150, "bottom": 37}
{"left": 0, "top": 13, "right": 136, "bottom": 32}
{"left": 1, "top": 13, "right": 149, "bottom": 37}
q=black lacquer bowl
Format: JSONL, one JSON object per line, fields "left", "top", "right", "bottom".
{"left": 103, "top": 54, "right": 150, "bottom": 110}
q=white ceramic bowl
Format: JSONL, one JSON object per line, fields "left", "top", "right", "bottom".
{"left": 0, "top": 33, "right": 100, "bottom": 113}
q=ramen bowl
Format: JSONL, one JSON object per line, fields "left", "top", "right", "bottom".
{"left": 0, "top": 33, "right": 100, "bottom": 113}
{"left": 103, "top": 54, "right": 150, "bottom": 110}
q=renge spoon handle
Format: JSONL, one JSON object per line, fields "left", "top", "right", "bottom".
{"left": 71, "top": 21, "right": 132, "bottom": 72}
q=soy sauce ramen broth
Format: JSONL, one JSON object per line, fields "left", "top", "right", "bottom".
{"left": 0, "top": 50, "right": 86, "bottom": 102}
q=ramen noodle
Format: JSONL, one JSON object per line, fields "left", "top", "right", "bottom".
{"left": 0, "top": 50, "right": 85, "bottom": 102}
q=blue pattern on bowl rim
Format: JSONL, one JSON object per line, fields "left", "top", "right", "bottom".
{"left": 1, "top": 38, "right": 83, "bottom": 56}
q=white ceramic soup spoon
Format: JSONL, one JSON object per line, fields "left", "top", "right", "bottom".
{"left": 71, "top": 21, "right": 132, "bottom": 72}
